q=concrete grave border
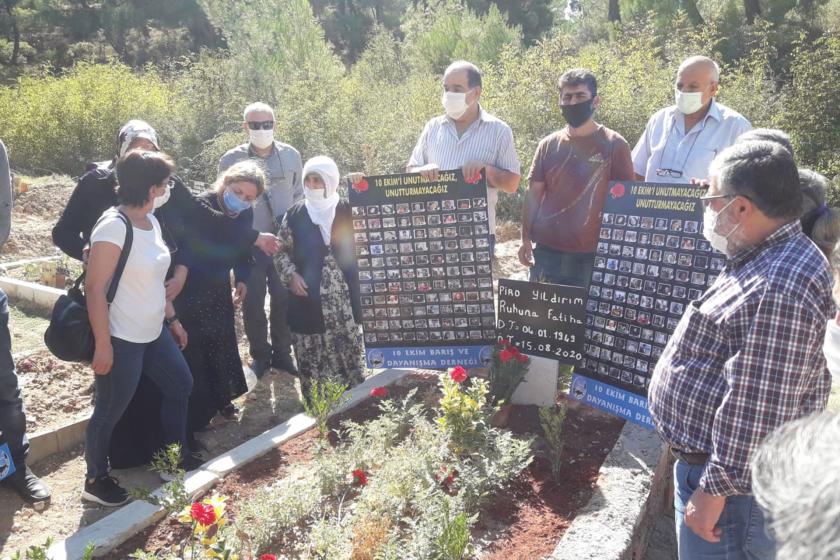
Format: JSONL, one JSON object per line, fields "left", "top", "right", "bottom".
{"left": 46, "top": 367, "right": 414, "bottom": 560}
{"left": 0, "top": 276, "right": 63, "bottom": 314}
{"left": 549, "top": 422, "right": 671, "bottom": 560}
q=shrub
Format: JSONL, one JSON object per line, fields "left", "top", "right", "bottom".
{"left": 539, "top": 402, "right": 569, "bottom": 484}
{"left": 303, "top": 376, "right": 350, "bottom": 441}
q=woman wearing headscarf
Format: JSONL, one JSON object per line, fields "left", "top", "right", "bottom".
{"left": 274, "top": 156, "right": 365, "bottom": 397}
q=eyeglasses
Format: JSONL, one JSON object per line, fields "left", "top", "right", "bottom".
{"left": 699, "top": 193, "right": 737, "bottom": 207}
{"left": 246, "top": 120, "right": 274, "bottom": 130}
{"left": 656, "top": 168, "right": 683, "bottom": 178}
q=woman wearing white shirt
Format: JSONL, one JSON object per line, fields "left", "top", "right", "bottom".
{"left": 83, "top": 150, "right": 195, "bottom": 506}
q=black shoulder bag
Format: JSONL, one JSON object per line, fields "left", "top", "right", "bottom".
{"left": 44, "top": 211, "right": 134, "bottom": 362}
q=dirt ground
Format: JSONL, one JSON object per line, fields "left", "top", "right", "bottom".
{"left": 0, "top": 369, "right": 305, "bottom": 557}
{"left": 1, "top": 175, "right": 75, "bottom": 261}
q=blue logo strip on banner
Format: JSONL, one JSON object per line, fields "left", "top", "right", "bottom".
{"left": 568, "top": 373, "right": 654, "bottom": 429}
{"left": 366, "top": 345, "right": 493, "bottom": 369}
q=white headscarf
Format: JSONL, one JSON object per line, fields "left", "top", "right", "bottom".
{"left": 118, "top": 120, "right": 159, "bottom": 157}
{"left": 302, "top": 156, "right": 341, "bottom": 245}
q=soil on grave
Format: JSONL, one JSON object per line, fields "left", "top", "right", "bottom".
{"left": 111, "top": 374, "right": 625, "bottom": 560}
{"left": 17, "top": 349, "right": 94, "bottom": 433}
{"left": 2, "top": 175, "right": 75, "bottom": 260}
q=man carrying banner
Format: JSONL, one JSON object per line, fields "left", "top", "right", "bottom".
{"left": 518, "top": 68, "right": 634, "bottom": 286}
{"left": 407, "top": 60, "right": 521, "bottom": 256}
{"left": 632, "top": 56, "right": 751, "bottom": 184}
{"left": 648, "top": 140, "right": 833, "bottom": 559}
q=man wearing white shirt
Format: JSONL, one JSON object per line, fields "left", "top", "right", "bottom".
{"left": 632, "top": 56, "right": 751, "bottom": 183}
{"left": 407, "top": 60, "right": 521, "bottom": 255}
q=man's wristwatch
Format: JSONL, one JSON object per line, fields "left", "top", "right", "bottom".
{"left": 164, "top": 315, "right": 180, "bottom": 327}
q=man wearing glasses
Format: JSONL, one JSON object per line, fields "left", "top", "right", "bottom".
{"left": 631, "top": 56, "right": 751, "bottom": 183}
{"left": 219, "top": 102, "right": 303, "bottom": 377}
{"left": 648, "top": 141, "right": 833, "bottom": 559}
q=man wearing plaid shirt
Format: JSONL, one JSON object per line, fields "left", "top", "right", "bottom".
{"left": 649, "top": 140, "right": 834, "bottom": 559}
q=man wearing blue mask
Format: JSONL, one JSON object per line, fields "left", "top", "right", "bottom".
{"left": 632, "top": 56, "right": 751, "bottom": 184}
{"left": 219, "top": 103, "right": 303, "bottom": 377}
{"left": 407, "top": 60, "right": 521, "bottom": 256}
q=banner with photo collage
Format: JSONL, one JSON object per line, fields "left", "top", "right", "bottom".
{"left": 349, "top": 170, "right": 496, "bottom": 369}
{"left": 570, "top": 182, "right": 724, "bottom": 428}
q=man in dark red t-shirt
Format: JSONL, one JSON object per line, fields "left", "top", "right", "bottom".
{"left": 519, "top": 69, "right": 635, "bottom": 286}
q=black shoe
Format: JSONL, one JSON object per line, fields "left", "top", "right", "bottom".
{"left": 271, "top": 353, "right": 298, "bottom": 375}
{"left": 82, "top": 475, "right": 129, "bottom": 507}
{"left": 2, "top": 464, "right": 51, "bottom": 504}
{"left": 220, "top": 403, "right": 238, "bottom": 419}
{"left": 160, "top": 452, "right": 205, "bottom": 482}
{"left": 249, "top": 358, "right": 270, "bottom": 379}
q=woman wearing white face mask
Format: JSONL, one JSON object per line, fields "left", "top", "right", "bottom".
{"left": 273, "top": 156, "right": 365, "bottom": 402}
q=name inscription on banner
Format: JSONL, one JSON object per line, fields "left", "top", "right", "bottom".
{"left": 496, "top": 279, "right": 587, "bottom": 365}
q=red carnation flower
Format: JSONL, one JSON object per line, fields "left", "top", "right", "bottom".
{"left": 260, "top": 555, "right": 277, "bottom": 560}
{"left": 499, "top": 348, "right": 515, "bottom": 363}
{"left": 370, "top": 386, "right": 388, "bottom": 399}
{"left": 352, "top": 468, "right": 368, "bottom": 486}
{"left": 352, "top": 178, "right": 369, "bottom": 192}
{"left": 609, "top": 183, "right": 625, "bottom": 199}
{"left": 190, "top": 502, "right": 217, "bottom": 526}
{"left": 450, "top": 365, "right": 468, "bottom": 383}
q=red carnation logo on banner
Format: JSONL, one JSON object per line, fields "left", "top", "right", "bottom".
{"left": 610, "top": 183, "right": 625, "bottom": 199}
{"left": 352, "top": 179, "right": 369, "bottom": 193}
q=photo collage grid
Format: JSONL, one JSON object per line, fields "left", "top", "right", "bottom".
{"left": 579, "top": 212, "right": 724, "bottom": 393}
{"left": 352, "top": 197, "right": 497, "bottom": 346}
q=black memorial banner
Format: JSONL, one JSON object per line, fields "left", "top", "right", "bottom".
{"left": 570, "top": 181, "right": 722, "bottom": 428}
{"left": 496, "top": 279, "right": 586, "bottom": 364}
{"left": 349, "top": 170, "right": 496, "bottom": 369}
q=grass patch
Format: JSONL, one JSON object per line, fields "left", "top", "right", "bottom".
{"left": 9, "top": 304, "right": 50, "bottom": 354}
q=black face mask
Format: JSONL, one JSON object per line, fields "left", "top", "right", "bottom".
{"left": 561, "top": 99, "right": 595, "bottom": 128}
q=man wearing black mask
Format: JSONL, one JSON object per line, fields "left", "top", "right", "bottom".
{"left": 519, "top": 69, "right": 634, "bottom": 286}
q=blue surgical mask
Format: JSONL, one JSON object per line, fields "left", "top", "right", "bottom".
{"left": 223, "top": 189, "right": 251, "bottom": 214}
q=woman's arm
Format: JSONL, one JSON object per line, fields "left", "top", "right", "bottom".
{"left": 273, "top": 217, "right": 308, "bottom": 297}
{"left": 86, "top": 240, "right": 120, "bottom": 374}
{"left": 164, "top": 300, "right": 188, "bottom": 349}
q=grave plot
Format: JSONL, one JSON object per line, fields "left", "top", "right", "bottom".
{"left": 103, "top": 370, "right": 623, "bottom": 560}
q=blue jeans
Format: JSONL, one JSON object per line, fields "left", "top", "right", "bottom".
{"left": 0, "top": 289, "right": 28, "bottom": 467}
{"left": 674, "top": 460, "right": 776, "bottom": 560}
{"left": 84, "top": 328, "right": 193, "bottom": 478}
{"left": 529, "top": 245, "right": 594, "bottom": 287}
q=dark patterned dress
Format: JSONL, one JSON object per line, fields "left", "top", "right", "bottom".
{"left": 274, "top": 220, "right": 365, "bottom": 395}
{"left": 175, "top": 192, "right": 252, "bottom": 432}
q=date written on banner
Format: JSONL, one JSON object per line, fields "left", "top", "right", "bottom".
{"left": 496, "top": 279, "right": 587, "bottom": 365}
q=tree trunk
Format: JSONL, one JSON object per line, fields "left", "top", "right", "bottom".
{"left": 682, "top": 0, "right": 705, "bottom": 25}
{"left": 608, "top": 0, "right": 621, "bottom": 22}
{"left": 743, "top": 0, "right": 761, "bottom": 23}
{"left": 3, "top": 0, "right": 19, "bottom": 65}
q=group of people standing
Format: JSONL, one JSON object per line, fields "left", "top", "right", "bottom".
{"left": 0, "top": 52, "right": 837, "bottom": 559}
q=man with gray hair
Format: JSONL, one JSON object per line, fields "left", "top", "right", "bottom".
{"left": 407, "top": 60, "right": 521, "bottom": 255}
{"left": 219, "top": 102, "right": 303, "bottom": 377}
{"left": 648, "top": 141, "right": 834, "bottom": 559}
{"left": 751, "top": 411, "right": 840, "bottom": 560}
{"left": 632, "top": 55, "right": 752, "bottom": 183}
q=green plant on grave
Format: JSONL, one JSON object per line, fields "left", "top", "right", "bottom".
{"left": 12, "top": 539, "right": 94, "bottom": 560}
{"left": 304, "top": 376, "right": 350, "bottom": 440}
{"left": 539, "top": 402, "right": 569, "bottom": 483}
{"left": 433, "top": 502, "right": 472, "bottom": 560}
{"left": 488, "top": 340, "right": 531, "bottom": 406}
{"left": 436, "top": 366, "right": 491, "bottom": 455}
{"left": 130, "top": 443, "right": 191, "bottom": 513}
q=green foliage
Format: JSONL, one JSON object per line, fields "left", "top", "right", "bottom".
{"left": 435, "top": 375, "right": 491, "bottom": 455}
{"left": 487, "top": 341, "right": 531, "bottom": 405}
{"left": 433, "top": 503, "right": 472, "bottom": 560}
{"left": 0, "top": 62, "right": 173, "bottom": 175}
{"left": 130, "top": 443, "right": 192, "bottom": 513}
{"left": 11, "top": 539, "right": 94, "bottom": 560}
{"left": 304, "top": 376, "right": 350, "bottom": 440}
{"left": 539, "top": 402, "right": 569, "bottom": 483}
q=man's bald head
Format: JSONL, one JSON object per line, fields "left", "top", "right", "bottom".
{"left": 677, "top": 56, "right": 720, "bottom": 83}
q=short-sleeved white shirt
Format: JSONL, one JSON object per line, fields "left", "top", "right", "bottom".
{"left": 408, "top": 107, "right": 521, "bottom": 231}
{"left": 90, "top": 209, "right": 170, "bottom": 343}
{"left": 631, "top": 100, "right": 752, "bottom": 183}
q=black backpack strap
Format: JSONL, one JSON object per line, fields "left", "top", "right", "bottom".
{"left": 105, "top": 210, "right": 134, "bottom": 304}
